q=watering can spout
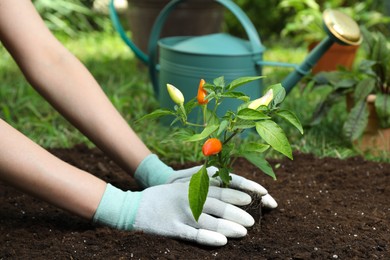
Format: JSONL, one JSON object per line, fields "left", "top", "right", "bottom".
{"left": 282, "top": 9, "right": 362, "bottom": 94}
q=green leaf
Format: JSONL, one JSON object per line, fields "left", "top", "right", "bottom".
{"left": 184, "top": 98, "right": 198, "bottom": 115}
{"left": 243, "top": 153, "right": 276, "bottom": 180}
{"left": 375, "top": 93, "right": 390, "bottom": 128}
{"left": 213, "top": 76, "right": 226, "bottom": 88}
{"left": 310, "top": 90, "right": 344, "bottom": 125}
{"left": 334, "top": 78, "right": 357, "bottom": 89}
{"left": 202, "top": 83, "right": 216, "bottom": 94}
{"left": 237, "top": 108, "right": 270, "bottom": 121}
{"left": 264, "top": 83, "right": 285, "bottom": 106}
{"left": 232, "top": 119, "right": 256, "bottom": 130}
{"left": 185, "top": 124, "right": 219, "bottom": 142}
{"left": 343, "top": 100, "right": 369, "bottom": 141}
{"left": 312, "top": 71, "right": 339, "bottom": 86}
{"left": 205, "top": 109, "right": 220, "bottom": 126}
{"left": 188, "top": 165, "right": 210, "bottom": 221}
{"left": 358, "top": 60, "right": 377, "bottom": 73}
{"left": 235, "top": 142, "right": 270, "bottom": 155}
{"left": 245, "top": 142, "right": 270, "bottom": 153}
{"left": 361, "top": 27, "right": 375, "bottom": 54}
{"left": 226, "top": 76, "right": 264, "bottom": 91}
{"left": 221, "top": 91, "right": 250, "bottom": 102}
{"left": 276, "top": 109, "right": 304, "bottom": 134}
{"left": 353, "top": 78, "right": 375, "bottom": 103}
{"left": 217, "top": 167, "right": 231, "bottom": 186}
{"left": 136, "top": 109, "right": 175, "bottom": 122}
{"left": 255, "top": 120, "right": 292, "bottom": 159}
{"left": 170, "top": 117, "right": 181, "bottom": 126}
{"left": 217, "top": 120, "right": 229, "bottom": 136}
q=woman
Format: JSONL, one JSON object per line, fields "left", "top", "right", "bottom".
{"left": 0, "top": 0, "right": 276, "bottom": 246}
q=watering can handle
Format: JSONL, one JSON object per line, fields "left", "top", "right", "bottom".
{"left": 108, "top": 0, "right": 149, "bottom": 64}
{"left": 148, "top": 0, "right": 264, "bottom": 96}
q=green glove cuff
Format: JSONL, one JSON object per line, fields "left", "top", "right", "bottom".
{"left": 93, "top": 183, "right": 142, "bottom": 230}
{"left": 134, "top": 154, "right": 173, "bottom": 188}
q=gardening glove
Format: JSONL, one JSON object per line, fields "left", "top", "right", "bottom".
{"left": 134, "top": 154, "right": 278, "bottom": 209}
{"left": 93, "top": 182, "right": 254, "bottom": 246}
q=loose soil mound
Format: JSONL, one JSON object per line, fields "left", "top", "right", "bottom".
{"left": 1, "top": 145, "right": 389, "bottom": 259}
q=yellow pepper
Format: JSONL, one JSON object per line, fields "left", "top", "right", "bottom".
{"left": 248, "top": 89, "right": 273, "bottom": 110}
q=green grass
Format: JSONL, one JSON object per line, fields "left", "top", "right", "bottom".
{"left": 0, "top": 31, "right": 388, "bottom": 164}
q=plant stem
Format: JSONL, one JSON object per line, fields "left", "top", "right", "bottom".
{"left": 179, "top": 105, "right": 187, "bottom": 122}
{"left": 202, "top": 105, "right": 207, "bottom": 126}
{"left": 212, "top": 98, "right": 219, "bottom": 117}
{"left": 223, "top": 130, "right": 239, "bottom": 145}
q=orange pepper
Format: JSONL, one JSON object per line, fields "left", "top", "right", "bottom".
{"left": 197, "top": 79, "right": 208, "bottom": 105}
{"left": 202, "top": 138, "right": 222, "bottom": 156}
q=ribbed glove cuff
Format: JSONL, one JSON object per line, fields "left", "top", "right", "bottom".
{"left": 93, "top": 184, "right": 141, "bottom": 230}
{"left": 134, "top": 154, "right": 173, "bottom": 188}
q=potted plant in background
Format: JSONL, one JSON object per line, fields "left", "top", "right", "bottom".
{"left": 278, "top": 0, "right": 390, "bottom": 73}
{"left": 308, "top": 28, "right": 390, "bottom": 154}
{"left": 140, "top": 76, "right": 303, "bottom": 221}
{"left": 125, "top": 0, "right": 224, "bottom": 54}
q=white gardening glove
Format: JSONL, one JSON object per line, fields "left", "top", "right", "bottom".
{"left": 166, "top": 165, "right": 278, "bottom": 209}
{"left": 134, "top": 154, "right": 277, "bottom": 208}
{"left": 93, "top": 182, "right": 254, "bottom": 246}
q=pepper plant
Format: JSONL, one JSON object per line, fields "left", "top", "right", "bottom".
{"left": 141, "top": 76, "right": 303, "bottom": 221}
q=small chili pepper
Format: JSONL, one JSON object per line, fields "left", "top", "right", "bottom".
{"left": 197, "top": 79, "right": 208, "bottom": 105}
{"left": 167, "top": 84, "right": 184, "bottom": 106}
{"left": 248, "top": 89, "right": 274, "bottom": 110}
{"left": 202, "top": 138, "right": 222, "bottom": 156}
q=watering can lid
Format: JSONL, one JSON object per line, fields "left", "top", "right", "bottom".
{"left": 323, "top": 9, "right": 362, "bottom": 45}
{"left": 159, "top": 33, "right": 264, "bottom": 56}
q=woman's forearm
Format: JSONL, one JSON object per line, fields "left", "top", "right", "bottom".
{"left": 22, "top": 42, "right": 151, "bottom": 174}
{"left": 0, "top": 119, "right": 106, "bottom": 219}
{"left": 0, "top": 0, "right": 151, "bottom": 174}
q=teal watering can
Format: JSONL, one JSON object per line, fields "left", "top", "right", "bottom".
{"left": 109, "top": 0, "right": 361, "bottom": 117}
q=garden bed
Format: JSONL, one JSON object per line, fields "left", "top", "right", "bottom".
{"left": 1, "top": 145, "right": 389, "bottom": 259}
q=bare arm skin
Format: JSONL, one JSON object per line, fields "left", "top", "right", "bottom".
{"left": 0, "top": 0, "right": 150, "bottom": 218}
{"left": 0, "top": 118, "right": 106, "bottom": 219}
{"left": 0, "top": 0, "right": 151, "bottom": 174}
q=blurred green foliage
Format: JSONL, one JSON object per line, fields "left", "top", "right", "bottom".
{"left": 32, "top": 0, "right": 110, "bottom": 36}
{"left": 224, "top": 0, "right": 389, "bottom": 43}
{"left": 278, "top": 0, "right": 390, "bottom": 43}
{"left": 223, "top": 0, "right": 289, "bottom": 41}
{"left": 32, "top": 0, "right": 389, "bottom": 41}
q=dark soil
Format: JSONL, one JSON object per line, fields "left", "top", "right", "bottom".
{"left": 1, "top": 145, "right": 389, "bottom": 259}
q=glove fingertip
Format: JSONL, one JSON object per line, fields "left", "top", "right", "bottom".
{"left": 233, "top": 176, "right": 268, "bottom": 195}
{"left": 197, "top": 229, "right": 227, "bottom": 247}
{"left": 262, "top": 194, "right": 278, "bottom": 208}
{"left": 218, "top": 188, "right": 251, "bottom": 206}
{"left": 223, "top": 204, "right": 255, "bottom": 227}
{"left": 247, "top": 181, "right": 268, "bottom": 195}
{"left": 241, "top": 213, "right": 255, "bottom": 227}
{"left": 209, "top": 179, "right": 221, "bottom": 187}
{"left": 210, "top": 218, "right": 248, "bottom": 238}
